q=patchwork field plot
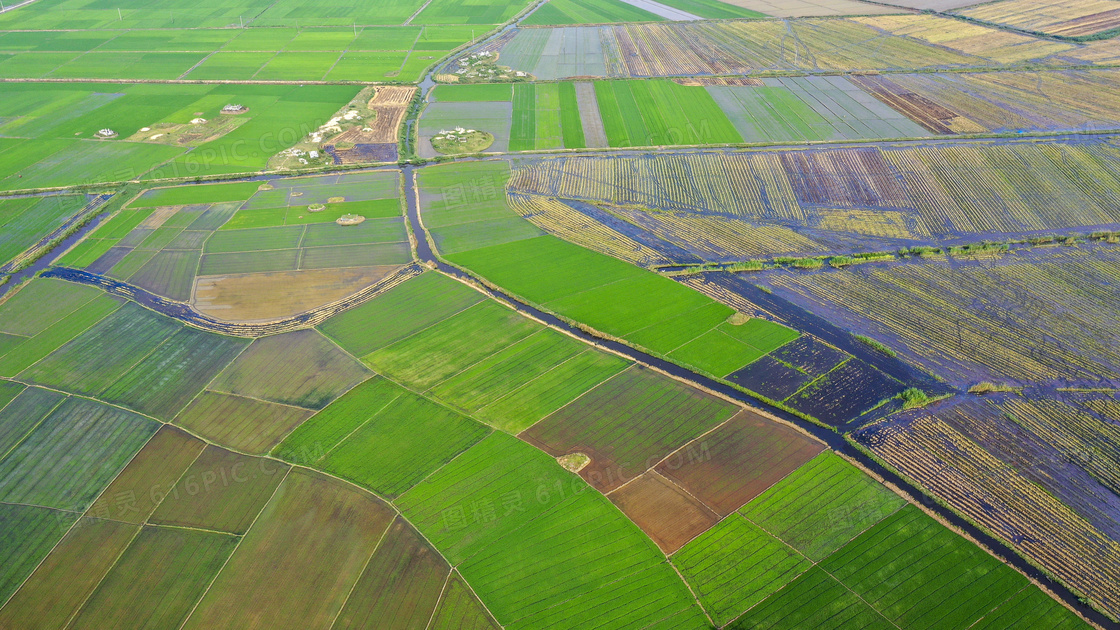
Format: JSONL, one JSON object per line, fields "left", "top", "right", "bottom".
{"left": 0, "top": 396, "right": 157, "bottom": 511}
{"left": 671, "top": 514, "right": 811, "bottom": 625}
{"left": 209, "top": 328, "right": 370, "bottom": 409}
{"left": 422, "top": 79, "right": 745, "bottom": 149}
{"left": 607, "top": 470, "right": 719, "bottom": 553}
{"left": 333, "top": 516, "right": 451, "bottom": 630}
{"left": 181, "top": 469, "right": 394, "bottom": 630}
{"left": 739, "top": 452, "right": 906, "bottom": 561}
{"left": 398, "top": 433, "right": 706, "bottom": 628}
{"left": 492, "top": 17, "right": 1079, "bottom": 80}
{"left": 0, "top": 516, "right": 138, "bottom": 629}
{"left": 173, "top": 391, "right": 313, "bottom": 454}
{"left": 0, "top": 503, "right": 80, "bottom": 606}
{"left": 86, "top": 425, "right": 206, "bottom": 524}
{"left": 67, "top": 525, "right": 238, "bottom": 630}
{"left": 509, "top": 139, "right": 1120, "bottom": 255}
{"left": 655, "top": 409, "right": 824, "bottom": 514}
{"left": 957, "top": 0, "right": 1120, "bottom": 38}
{"left": 858, "top": 396, "right": 1120, "bottom": 617}
{"left": 522, "top": 365, "right": 740, "bottom": 491}
{"left": 69, "top": 178, "right": 410, "bottom": 311}
{"left": 275, "top": 376, "right": 490, "bottom": 497}
{"left": 148, "top": 445, "right": 289, "bottom": 534}
{"left": 0, "top": 83, "right": 359, "bottom": 190}
{"left": 0, "top": 0, "right": 1113, "bottom": 620}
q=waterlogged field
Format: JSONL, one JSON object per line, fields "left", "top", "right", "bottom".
{"left": 508, "top": 139, "right": 1120, "bottom": 258}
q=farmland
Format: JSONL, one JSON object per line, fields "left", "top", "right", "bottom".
{"left": 957, "top": 0, "right": 1120, "bottom": 38}
{"left": 0, "top": 0, "right": 1115, "bottom": 623}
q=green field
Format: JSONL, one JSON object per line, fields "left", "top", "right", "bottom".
{"left": 20, "top": 302, "right": 182, "bottom": 394}
{"left": 99, "top": 326, "right": 248, "bottom": 420}
{"left": 0, "top": 396, "right": 158, "bottom": 511}
{"left": 521, "top": 0, "right": 664, "bottom": 25}
{"left": 0, "top": 503, "right": 80, "bottom": 605}
{"left": 522, "top": 365, "right": 738, "bottom": 488}
{"left": 0, "top": 83, "right": 359, "bottom": 190}
{"left": 0, "top": 194, "right": 89, "bottom": 266}
{"left": 397, "top": 432, "right": 705, "bottom": 627}
{"left": 319, "top": 271, "right": 485, "bottom": 356}
{"left": 276, "top": 377, "right": 491, "bottom": 497}
{"left": 66, "top": 526, "right": 238, "bottom": 630}
{"left": 364, "top": 300, "right": 540, "bottom": 389}
{"left": 672, "top": 515, "right": 811, "bottom": 626}
{"left": 595, "top": 80, "right": 742, "bottom": 147}
{"left": 740, "top": 452, "right": 907, "bottom": 561}
{"left": 821, "top": 505, "right": 1029, "bottom": 628}
{"left": 333, "top": 517, "right": 451, "bottom": 629}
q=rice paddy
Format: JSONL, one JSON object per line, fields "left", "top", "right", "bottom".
{"left": 0, "top": 0, "right": 1112, "bottom": 623}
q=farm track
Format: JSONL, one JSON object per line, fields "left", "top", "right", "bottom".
{"left": 399, "top": 164, "right": 1118, "bottom": 630}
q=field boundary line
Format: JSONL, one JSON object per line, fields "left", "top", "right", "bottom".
{"left": 176, "top": 466, "right": 293, "bottom": 630}
{"left": 124, "top": 325, "right": 254, "bottom": 428}
{"left": 313, "top": 392, "right": 404, "bottom": 465}
{"left": 0, "top": 391, "right": 68, "bottom": 462}
{"left": 323, "top": 507, "right": 399, "bottom": 630}
{"left": 256, "top": 372, "right": 373, "bottom": 455}
{"left": 964, "top": 583, "right": 1033, "bottom": 630}
{"left": 0, "top": 500, "right": 80, "bottom": 514}
{"left": 6, "top": 298, "right": 126, "bottom": 379}
{"left": 320, "top": 30, "right": 360, "bottom": 81}
{"left": 739, "top": 509, "right": 904, "bottom": 630}
{"left": 404, "top": 3, "right": 433, "bottom": 25}
{"left": 421, "top": 327, "right": 548, "bottom": 397}
{"left": 12, "top": 424, "right": 164, "bottom": 622}
{"left": 470, "top": 347, "right": 597, "bottom": 420}
{"left": 56, "top": 519, "right": 145, "bottom": 630}
{"left": 422, "top": 571, "right": 454, "bottom": 630}
{"left": 512, "top": 363, "right": 634, "bottom": 436}
{"left": 280, "top": 464, "right": 507, "bottom": 628}
{"left": 665, "top": 559, "right": 715, "bottom": 628}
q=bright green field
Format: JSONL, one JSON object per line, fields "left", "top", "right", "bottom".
{"left": 594, "top": 79, "right": 742, "bottom": 147}
{"left": 739, "top": 452, "right": 906, "bottom": 561}
{"left": 396, "top": 432, "right": 707, "bottom": 628}
{"left": 0, "top": 83, "right": 358, "bottom": 190}
{"left": 521, "top": 0, "right": 664, "bottom": 25}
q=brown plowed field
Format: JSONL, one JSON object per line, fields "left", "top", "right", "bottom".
{"left": 520, "top": 366, "right": 739, "bottom": 492}
{"left": 656, "top": 410, "right": 824, "bottom": 516}
{"left": 193, "top": 265, "right": 402, "bottom": 322}
{"left": 608, "top": 471, "right": 719, "bottom": 554}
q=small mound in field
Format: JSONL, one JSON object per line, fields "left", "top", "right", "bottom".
{"left": 290, "top": 191, "right": 303, "bottom": 197}
{"left": 328, "top": 196, "right": 345, "bottom": 203}
{"left": 94, "top": 128, "right": 117, "bottom": 139}
{"left": 726, "top": 312, "right": 751, "bottom": 325}
{"left": 308, "top": 203, "right": 326, "bottom": 212}
{"left": 558, "top": 453, "right": 591, "bottom": 473}
{"left": 431, "top": 128, "right": 493, "bottom": 155}
{"left": 221, "top": 104, "right": 249, "bottom": 114}
{"left": 336, "top": 214, "right": 365, "bottom": 226}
